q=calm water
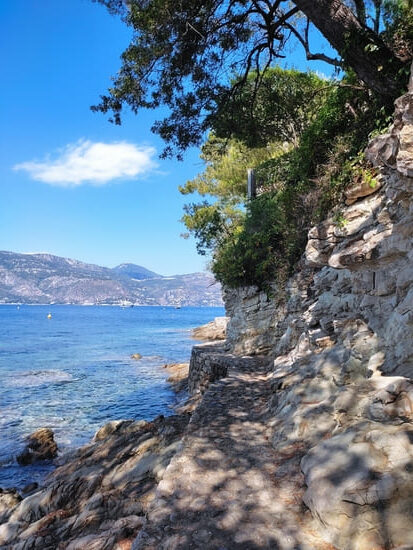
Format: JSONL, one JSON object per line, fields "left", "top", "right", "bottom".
{"left": 0, "top": 305, "right": 224, "bottom": 488}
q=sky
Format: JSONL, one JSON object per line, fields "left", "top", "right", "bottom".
{"left": 0, "top": 0, "right": 335, "bottom": 275}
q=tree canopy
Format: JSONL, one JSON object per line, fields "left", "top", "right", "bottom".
{"left": 179, "top": 65, "right": 394, "bottom": 287}
{"left": 93, "top": 0, "right": 412, "bottom": 156}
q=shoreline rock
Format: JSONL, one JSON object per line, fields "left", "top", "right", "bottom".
{"left": 191, "top": 316, "right": 228, "bottom": 341}
{"left": 0, "top": 358, "right": 195, "bottom": 549}
{"left": 16, "top": 428, "right": 58, "bottom": 466}
{"left": 0, "top": 414, "right": 190, "bottom": 549}
{"left": 163, "top": 362, "right": 189, "bottom": 394}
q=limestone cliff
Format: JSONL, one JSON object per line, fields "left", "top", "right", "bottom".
{"left": 219, "top": 82, "right": 413, "bottom": 547}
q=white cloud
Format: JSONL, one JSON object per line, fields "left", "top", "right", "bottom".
{"left": 14, "top": 140, "right": 158, "bottom": 186}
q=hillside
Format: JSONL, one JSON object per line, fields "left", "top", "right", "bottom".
{"left": 112, "top": 263, "right": 160, "bottom": 280}
{"left": 0, "top": 251, "right": 223, "bottom": 306}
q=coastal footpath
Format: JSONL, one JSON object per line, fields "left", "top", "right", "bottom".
{"left": 1, "top": 80, "right": 413, "bottom": 549}
{"left": 135, "top": 71, "right": 413, "bottom": 549}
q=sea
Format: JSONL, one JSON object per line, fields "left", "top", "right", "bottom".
{"left": 0, "top": 304, "right": 225, "bottom": 489}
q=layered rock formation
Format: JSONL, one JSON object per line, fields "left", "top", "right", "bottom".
{"left": 219, "top": 83, "right": 413, "bottom": 547}
{"left": 0, "top": 416, "right": 189, "bottom": 549}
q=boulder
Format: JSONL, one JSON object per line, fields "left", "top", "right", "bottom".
{"left": 192, "top": 316, "right": 228, "bottom": 341}
{"left": 16, "top": 428, "right": 58, "bottom": 465}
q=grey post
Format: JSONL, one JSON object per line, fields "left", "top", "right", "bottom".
{"left": 247, "top": 169, "right": 256, "bottom": 200}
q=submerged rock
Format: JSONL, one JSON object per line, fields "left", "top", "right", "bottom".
{"left": 16, "top": 428, "right": 58, "bottom": 465}
{"left": 131, "top": 353, "right": 142, "bottom": 360}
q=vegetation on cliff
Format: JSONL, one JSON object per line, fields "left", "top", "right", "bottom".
{"left": 185, "top": 71, "right": 395, "bottom": 288}
{"left": 95, "top": 0, "right": 412, "bottom": 289}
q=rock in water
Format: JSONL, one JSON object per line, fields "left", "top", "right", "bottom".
{"left": 16, "top": 427, "right": 58, "bottom": 465}
{"left": 192, "top": 316, "right": 228, "bottom": 341}
{"left": 131, "top": 353, "right": 142, "bottom": 360}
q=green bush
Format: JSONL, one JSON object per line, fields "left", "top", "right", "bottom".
{"left": 212, "top": 190, "right": 301, "bottom": 288}
{"left": 211, "top": 75, "right": 394, "bottom": 289}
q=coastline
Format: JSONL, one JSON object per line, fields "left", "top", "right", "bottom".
{"left": 0, "top": 315, "right": 225, "bottom": 549}
{"left": 0, "top": 306, "right": 225, "bottom": 490}
{"left": 0, "top": 361, "right": 195, "bottom": 549}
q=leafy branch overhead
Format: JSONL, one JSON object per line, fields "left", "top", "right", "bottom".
{"left": 93, "top": 0, "right": 411, "bottom": 156}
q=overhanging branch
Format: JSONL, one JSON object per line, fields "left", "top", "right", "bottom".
{"left": 285, "top": 21, "right": 342, "bottom": 67}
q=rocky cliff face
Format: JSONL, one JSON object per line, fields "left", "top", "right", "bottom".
{"left": 221, "top": 84, "right": 413, "bottom": 548}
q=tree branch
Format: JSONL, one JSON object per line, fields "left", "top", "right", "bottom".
{"left": 353, "top": 0, "right": 366, "bottom": 25}
{"left": 285, "top": 21, "right": 342, "bottom": 66}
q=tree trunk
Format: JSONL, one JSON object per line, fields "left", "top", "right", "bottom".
{"left": 293, "top": 0, "right": 405, "bottom": 97}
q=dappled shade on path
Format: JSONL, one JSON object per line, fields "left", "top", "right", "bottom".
{"left": 135, "top": 357, "right": 329, "bottom": 549}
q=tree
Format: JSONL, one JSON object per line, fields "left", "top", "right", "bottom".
{"left": 179, "top": 135, "right": 279, "bottom": 255}
{"left": 212, "top": 67, "right": 327, "bottom": 147}
{"left": 93, "top": 0, "right": 411, "bottom": 155}
{"left": 179, "top": 65, "right": 390, "bottom": 287}
{"left": 179, "top": 67, "right": 328, "bottom": 265}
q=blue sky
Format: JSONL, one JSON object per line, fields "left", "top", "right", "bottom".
{"left": 0, "top": 0, "right": 335, "bottom": 275}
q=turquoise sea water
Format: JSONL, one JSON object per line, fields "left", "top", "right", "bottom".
{"left": 0, "top": 305, "right": 225, "bottom": 488}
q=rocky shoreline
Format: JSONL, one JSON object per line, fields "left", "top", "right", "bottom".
{"left": 1, "top": 80, "right": 413, "bottom": 549}
{"left": 0, "top": 362, "right": 196, "bottom": 550}
{"left": 0, "top": 316, "right": 228, "bottom": 550}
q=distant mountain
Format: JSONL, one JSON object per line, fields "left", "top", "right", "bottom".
{"left": 0, "top": 251, "right": 223, "bottom": 306}
{"left": 112, "top": 263, "right": 159, "bottom": 280}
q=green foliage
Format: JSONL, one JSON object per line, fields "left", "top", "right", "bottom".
{"left": 179, "top": 135, "right": 280, "bottom": 200}
{"left": 213, "top": 194, "right": 286, "bottom": 287}
{"left": 382, "top": 0, "right": 413, "bottom": 61}
{"left": 213, "top": 68, "right": 328, "bottom": 147}
{"left": 333, "top": 211, "right": 348, "bottom": 229}
{"left": 94, "top": 2, "right": 411, "bottom": 288}
{"left": 180, "top": 136, "right": 280, "bottom": 256}
{"left": 206, "top": 73, "right": 394, "bottom": 289}
{"left": 212, "top": 190, "right": 305, "bottom": 288}
{"left": 93, "top": 0, "right": 409, "bottom": 156}
{"left": 181, "top": 200, "right": 245, "bottom": 256}
{"left": 179, "top": 67, "right": 327, "bottom": 282}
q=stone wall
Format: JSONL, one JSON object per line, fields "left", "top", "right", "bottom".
{"left": 188, "top": 341, "right": 271, "bottom": 395}
{"left": 188, "top": 342, "right": 230, "bottom": 394}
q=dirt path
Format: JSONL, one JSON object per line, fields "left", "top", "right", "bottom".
{"left": 134, "top": 357, "right": 330, "bottom": 550}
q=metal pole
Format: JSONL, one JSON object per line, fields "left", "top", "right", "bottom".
{"left": 247, "top": 169, "right": 256, "bottom": 199}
